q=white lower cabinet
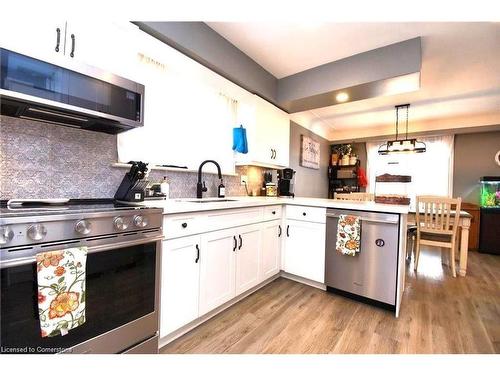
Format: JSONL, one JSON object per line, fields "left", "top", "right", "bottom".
{"left": 160, "top": 210, "right": 289, "bottom": 340}
{"left": 283, "top": 220, "right": 326, "bottom": 283}
{"left": 199, "top": 228, "right": 237, "bottom": 316}
{"left": 235, "top": 223, "right": 262, "bottom": 295}
{"left": 160, "top": 235, "right": 201, "bottom": 337}
{"left": 260, "top": 220, "right": 282, "bottom": 280}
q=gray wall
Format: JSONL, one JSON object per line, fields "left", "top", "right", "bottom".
{"left": 277, "top": 37, "right": 421, "bottom": 111}
{"left": 289, "top": 121, "right": 330, "bottom": 198}
{"left": 453, "top": 131, "right": 500, "bottom": 204}
{"left": 136, "top": 22, "right": 278, "bottom": 103}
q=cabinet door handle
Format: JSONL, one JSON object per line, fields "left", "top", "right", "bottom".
{"left": 195, "top": 244, "right": 200, "bottom": 263}
{"left": 55, "top": 28, "right": 61, "bottom": 52}
{"left": 70, "top": 34, "right": 75, "bottom": 58}
{"left": 278, "top": 225, "right": 282, "bottom": 237}
{"left": 271, "top": 148, "right": 274, "bottom": 159}
{"left": 181, "top": 222, "right": 188, "bottom": 228}
{"left": 303, "top": 212, "right": 307, "bottom": 216}
{"left": 272, "top": 210, "right": 276, "bottom": 215}
{"left": 273, "top": 149, "right": 277, "bottom": 159}
{"left": 286, "top": 225, "right": 290, "bottom": 237}
{"left": 233, "top": 236, "right": 237, "bottom": 251}
{"left": 238, "top": 234, "right": 243, "bottom": 250}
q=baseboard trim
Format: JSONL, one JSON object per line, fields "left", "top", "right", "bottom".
{"left": 280, "top": 272, "right": 327, "bottom": 291}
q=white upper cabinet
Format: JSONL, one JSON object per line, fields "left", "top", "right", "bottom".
{"left": 236, "top": 95, "right": 290, "bottom": 168}
{"left": 0, "top": 18, "right": 67, "bottom": 65}
{"left": 63, "top": 21, "right": 141, "bottom": 81}
{"left": 116, "top": 28, "right": 241, "bottom": 174}
{"left": 0, "top": 19, "right": 140, "bottom": 77}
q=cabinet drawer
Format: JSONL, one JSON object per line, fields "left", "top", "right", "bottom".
{"left": 286, "top": 205, "right": 326, "bottom": 223}
{"left": 163, "top": 214, "right": 204, "bottom": 240}
{"left": 263, "top": 205, "right": 282, "bottom": 221}
{"left": 206, "top": 207, "right": 263, "bottom": 231}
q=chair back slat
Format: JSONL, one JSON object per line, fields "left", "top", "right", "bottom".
{"left": 416, "top": 195, "right": 462, "bottom": 235}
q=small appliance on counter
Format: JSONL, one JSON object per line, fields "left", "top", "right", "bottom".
{"left": 144, "top": 177, "right": 168, "bottom": 200}
{"left": 479, "top": 176, "right": 500, "bottom": 255}
{"left": 261, "top": 170, "right": 278, "bottom": 197}
{"left": 265, "top": 183, "right": 278, "bottom": 197}
{"left": 114, "top": 161, "right": 149, "bottom": 203}
{"left": 278, "top": 168, "right": 296, "bottom": 197}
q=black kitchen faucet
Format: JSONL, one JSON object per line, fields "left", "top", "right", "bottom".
{"left": 197, "top": 160, "right": 223, "bottom": 198}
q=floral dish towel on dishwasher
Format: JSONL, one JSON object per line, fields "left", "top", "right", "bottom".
{"left": 335, "top": 215, "right": 361, "bottom": 256}
{"left": 36, "top": 247, "right": 87, "bottom": 338}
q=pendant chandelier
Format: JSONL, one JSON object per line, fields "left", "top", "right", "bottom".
{"left": 378, "top": 104, "right": 426, "bottom": 155}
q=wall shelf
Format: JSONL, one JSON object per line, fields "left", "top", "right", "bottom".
{"left": 111, "top": 163, "right": 238, "bottom": 176}
{"left": 331, "top": 164, "right": 358, "bottom": 168}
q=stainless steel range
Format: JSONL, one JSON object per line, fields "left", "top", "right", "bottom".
{"left": 0, "top": 200, "right": 163, "bottom": 354}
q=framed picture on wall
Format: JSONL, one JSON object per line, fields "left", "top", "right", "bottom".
{"left": 300, "top": 135, "right": 320, "bottom": 169}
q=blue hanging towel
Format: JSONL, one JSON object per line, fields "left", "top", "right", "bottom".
{"left": 232, "top": 125, "right": 248, "bottom": 154}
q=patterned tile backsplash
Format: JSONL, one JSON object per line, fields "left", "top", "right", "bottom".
{"left": 0, "top": 115, "right": 268, "bottom": 200}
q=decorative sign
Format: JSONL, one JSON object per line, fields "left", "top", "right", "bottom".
{"left": 300, "top": 135, "right": 320, "bottom": 170}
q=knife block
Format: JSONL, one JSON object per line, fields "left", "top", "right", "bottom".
{"left": 114, "top": 174, "right": 147, "bottom": 202}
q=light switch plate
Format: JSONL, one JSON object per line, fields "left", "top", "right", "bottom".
{"left": 240, "top": 175, "right": 248, "bottom": 185}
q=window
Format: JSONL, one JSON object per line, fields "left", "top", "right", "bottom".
{"left": 366, "top": 135, "right": 454, "bottom": 209}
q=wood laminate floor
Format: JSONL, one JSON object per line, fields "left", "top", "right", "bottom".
{"left": 162, "top": 248, "right": 500, "bottom": 354}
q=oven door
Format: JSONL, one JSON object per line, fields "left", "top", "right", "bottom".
{"left": 0, "top": 233, "right": 161, "bottom": 354}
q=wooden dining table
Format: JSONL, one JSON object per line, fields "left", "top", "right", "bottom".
{"left": 407, "top": 210, "right": 473, "bottom": 276}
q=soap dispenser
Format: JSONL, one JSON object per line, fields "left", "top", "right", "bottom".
{"left": 218, "top": 179, "right": 225, "bottom": 198}
{"left": 160, "top": 176, "right": 170, "bottom": 199}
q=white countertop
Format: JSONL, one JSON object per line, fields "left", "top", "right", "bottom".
{"left": 135, "top": 196, "right": 410, "bottom": 215}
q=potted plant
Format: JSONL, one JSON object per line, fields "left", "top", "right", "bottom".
{"left": 338, "top": 144, "right": 352, "bottom": 165}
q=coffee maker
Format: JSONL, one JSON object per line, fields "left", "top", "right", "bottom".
{"left": 278, "top": 168, "right": 296, "bottom": 197}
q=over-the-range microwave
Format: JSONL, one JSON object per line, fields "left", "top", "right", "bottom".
{"left": 0, "top": 48, "right": 145, "bottom": 134}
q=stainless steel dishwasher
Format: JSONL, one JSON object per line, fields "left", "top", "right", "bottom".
{"left": 325, "top": 208, "right": 400, "bottom": 308}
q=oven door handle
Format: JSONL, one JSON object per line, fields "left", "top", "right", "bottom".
{"left": 0, "top": 234, "right": 164, "bottom": 269}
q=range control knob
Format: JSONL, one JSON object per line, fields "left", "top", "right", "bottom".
{"left": 75, "top": 219, "right": 92, "bottom": 235}
{"left": 113, "top": 216, "right": 128, "bottom": 231}
{"left": 133, "top": 215, "right": 148, "bottom": 228}
{"left": 27, "top": 223, "right": 47, "bottom": 241}
{"left": 0, "top": 226, "right": 15, "bottom": 245}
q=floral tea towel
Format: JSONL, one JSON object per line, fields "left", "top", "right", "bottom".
{"left": 36, "top": 247, "right": 87, "bottom": 338}
{"left": 335, "top": 215, "right": 361, "bottom": 256}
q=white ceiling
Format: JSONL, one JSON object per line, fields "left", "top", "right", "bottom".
{"left": 207, "top": 22, "right": 500, "bottom": 140}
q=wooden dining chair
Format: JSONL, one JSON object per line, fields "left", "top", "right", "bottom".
{"left": 414, "top": 195, "right": 462, "bottom": 277}
{"left": 334, "top": 192, "right": 374, "bottom": 201}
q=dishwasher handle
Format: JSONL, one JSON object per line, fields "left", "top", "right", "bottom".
{"left": 326, "top": 213, "right": 399, "bottom": 224}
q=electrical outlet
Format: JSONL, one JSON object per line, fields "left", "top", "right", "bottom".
{"left": 240, "top": 175, "right": 248, "bottom": 185}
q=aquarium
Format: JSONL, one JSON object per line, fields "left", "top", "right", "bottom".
{"left": 480, "top": 176, "right": 500, "bottom": 207}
